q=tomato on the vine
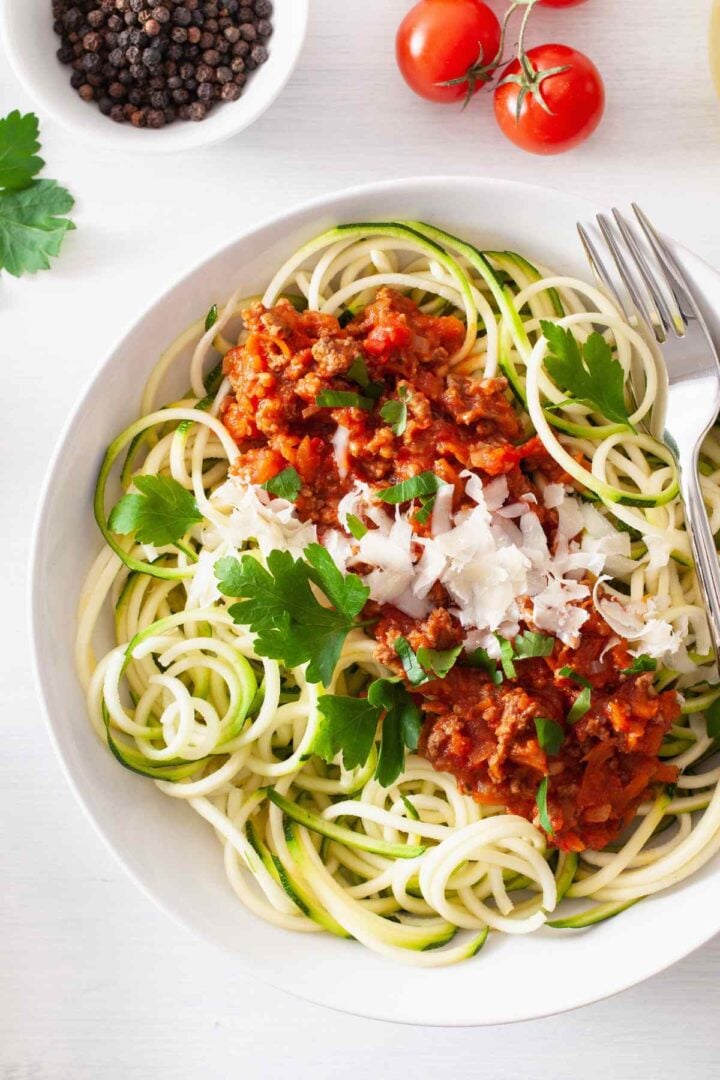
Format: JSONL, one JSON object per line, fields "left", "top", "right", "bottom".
{"left": 396, "top": 0, "right": 502, "bottom": 104}
{"left": 494, "top": 44, "right": 604, "bottom": 155}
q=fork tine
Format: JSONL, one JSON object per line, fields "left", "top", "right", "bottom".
{"left": 611, "top": 209, "right": 675, "bottom": 339}
{"left": 596, "top": 213, "right": 665, "bottom": 343}
{"left": 576, "top": 222, "right": 630, "bottom": 319}
{"left": 632, "top": 204, "right": 695, "bottom": 334}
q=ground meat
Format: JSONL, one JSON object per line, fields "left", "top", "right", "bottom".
{"left": 221, "top": 288, "right": 558, "bottom": 529}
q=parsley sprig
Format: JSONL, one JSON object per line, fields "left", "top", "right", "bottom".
{"left": 0, "top": 111, "right": 75, "bottom": 277}
{"left": 215, "top": 544, "right": 370, "bottom": 688}
{"left": 395, "top": 636, "right": 462, "bottom": 686}
{"left": 315, "top": 678, "right": 422, "bottom": 787}
{"left": 541, "top": 320, "right": 635, "bottom": 430}
{"left": 109, "top": 475, "right": 203, "bottom": 548}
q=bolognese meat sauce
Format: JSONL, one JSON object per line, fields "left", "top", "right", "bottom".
{"left": 221, "top": 288, "right": 679, "bottom": 852}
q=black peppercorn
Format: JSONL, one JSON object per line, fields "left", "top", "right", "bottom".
{"left": 54, "top": 0, "right": 273, "bottom": 126}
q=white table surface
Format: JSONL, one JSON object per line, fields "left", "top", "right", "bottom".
{"left": 4, "top": 0, "right": 720, "bottom": 1075}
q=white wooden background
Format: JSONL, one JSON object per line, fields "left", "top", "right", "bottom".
{"left": 4, "top": 0, "right": 720, "bottom": 1075}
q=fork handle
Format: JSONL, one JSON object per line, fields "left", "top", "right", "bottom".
{"left": 678, "top": 448, "right": 720, "bottom": 654}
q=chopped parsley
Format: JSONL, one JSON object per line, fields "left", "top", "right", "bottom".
{"left": 394, "top": 637, "right": 462, "bottom": 685}
{"left": 567, "top": 686, "right": 592, "bottom": 724}
{"left": 204, "top": 303, "right": 218, "bottom": 332}
{"left": 536, "top": 777, "right": 553, "bottom": 835}
{"left": 380, "top": 385, "right": 409, "bottom": 436}
{"left": 316, "top": 389, "right": 374, "bottom": 410}
{"left": 108, "top": 475, "right": 202, "bottom": 547}
{"left": 534, "top": 717, "right": 564, "bottom": 756}
{"left": 346, "top": 513, "right": 368, "bottom": 540}
{"left": 467, "top": 647, "right": 503, "bottom": 685}
{"left": 315, "top": 677, "right": 422, "bottom": 787}
{"left": 376, "top": 471, "right": 445, "bottom": 505}
{"left": 495, "top": 631, "right": 556, "bottom": 679}
{"left": 540, "top": 320, "right": 635, "bottom": 430}
{"left": 261, "top": 466, "right": 302, "bottom": 502}
{"left": 414, "top": 494, "right": 437, "bottom": 525}
{"left": 346, "top": 356, "right": 383, "bottom": 399}
{"left": 215, "top": 543, "right": 370, "bottom": 688}
{"left": 558, "top": 666, "right": 592, "bottom": 688}
{"left": 621, "top": 655, "right": 657, "bottom": 675}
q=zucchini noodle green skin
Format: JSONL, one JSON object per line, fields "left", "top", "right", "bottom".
{"left": 77, "top": 220, "right": 720, "bottom": 966}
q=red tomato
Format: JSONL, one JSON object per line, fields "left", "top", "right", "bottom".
{"left": 396, "top": 0, "right": 502, "bottom": 104}
{"left": 494, "top": 44, "right": 604, "bottom": 155}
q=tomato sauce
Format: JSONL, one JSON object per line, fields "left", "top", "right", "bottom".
{"left": 222, "top": 289, "right": 679, "bottom": 852}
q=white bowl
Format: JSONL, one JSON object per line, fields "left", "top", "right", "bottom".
{"left": 29, "top": 177, "right": 720, "bottom": 1026}
{"left": 0, "top": 0, "right": 308, "bottom": 154}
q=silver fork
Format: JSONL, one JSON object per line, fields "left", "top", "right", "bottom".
{"left": 577, "top": 204, "right": 720, "bottom": 654}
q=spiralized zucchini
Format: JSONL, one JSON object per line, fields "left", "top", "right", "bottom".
{"left": 76, "top": 222, "right": 720, "bottom": 965}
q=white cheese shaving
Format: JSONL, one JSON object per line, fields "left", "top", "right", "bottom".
{"left": 332, "top": 425, "right": 350, "bottom": 480}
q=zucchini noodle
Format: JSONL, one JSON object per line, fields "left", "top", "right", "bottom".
{"left": 76, "top": 221, "right": 720, "bottom": 965}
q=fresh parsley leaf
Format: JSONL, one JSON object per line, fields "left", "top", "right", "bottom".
{"left": 495, "top": 636, "right": 517, "bottom": 679}
{"left": 568, "top": 686, "right": 592, "bottom": 724}
{"left": 414, "top": 494, "right": 436, "bottom": 526}
{"left": 215, "top": 546, "right": 370, "bottom": 688}
{"left": 368, "top": 678, "right": 422, "bottom": 787}
{"left": 536, "top": 777, "right": 553, "bottom": 835}
{"left": 395, "top": 636, "right": 428, "bottom": 686}
{"left": 401, "top": 793, "right": 420, "bottom": 820}
{"left": 316, "top": 390, "right": 374, "bottom": 410}
{"left": 541, "top": 320, "right": 634, "bottom": 430}
{"left": 108, "top": 474, "right": 202, "bottom": 546}
{"left": 304, "top": 542, "right": 369, "bottom": 620}
{"left": 534, "top": 717, "right": 564, "bottom": 756}
{"left": 205, "top": 303, "right": 218, "bottom": 332}
{"left": 706, "top": 697, "right": 720, "bottom": 740}
{"left": 0, "top": 179, "right": 75, "bottom": 277}
{"left": 380, "top": 385, "right": 409, "bottom": 436}
{"left": 466, "top": 648, "right": 503, "bottom": 684}
{"left": 621, "top": 655, "right": 657, "bottom": 676}
{"left": 315, "top": 695, "right": 379, "bottom": 771}
{"left": 558, "top": 666, "right": 592, "bottom": 688}
{"left": 0, "top": 111, "right": 43, "bottom": 190}
{"left": 346, "top": 356, "right": 383, "bottom": 399}
{"left": 513, "top": 631, "right": 555, "bottom": 660}
{"left": 416, "top": 645, "right": 463, "bottom": 680}
{"left": 346, "top": 513, "right": 368, "bottom": 540}
{"left": 262, "top": 466, "right": 302, "bottom": 502}
{"left": 376, "top": 472, "right": 445, "bottom": 505}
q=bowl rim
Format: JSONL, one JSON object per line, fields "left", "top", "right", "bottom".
{"left": 28, "top": 174, "right": 720, "bottom": 1026}
{"left": 0, "top": 0, "right": 309, "bottom": 155}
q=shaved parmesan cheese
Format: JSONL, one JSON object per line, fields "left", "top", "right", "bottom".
{"left": 332, "top": 425, "right": 350, "bottom": 480}
{"left": 210, "top": 477, "right": 317, "bottom": 559}
{"left": 543, "top": 483, "right": 566, "bottom": 509}
{"left": 430, "top": 484, "right": 454, "bottom": 536}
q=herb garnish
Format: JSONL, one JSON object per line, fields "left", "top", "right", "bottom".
{"left": 394, "top": 636, "right": 462, "bottom": 685}
{"left": 109, "top": 475, "right": 203, "bottom": 547}
{"left": 0, "top": 111, "right": 74, "bottom": 277}
{"left": 315, "top": 677, "right": 422, "bottom": 787}
{"left": 376, "top": 471, "right": 445, "bottom": 504}
{"left": 380, "top": 385, "right": 409, "bottom": 436}
{"left": 205, "top": 304, "right": 218, "bottom": 332}
{"left": 558, "top": 666, "right": 592, "bottom": 688}
{"left": 346, "top": 513, "right": 368, "bottom": 540}
{"left": 621, "top": 655, "right": 657, "bottom": 675}
{"left": 540, "top": 320, "right": 635, "bottom": 430}
{"left": 534, "top": 717, "right": 564, "bottom": 756}
{"left": 261, "top": 466, "right": 302, "bottom": 502}
{"left": 467, "top": 647, "right": 504, "bottom": 684}
{"left": 568, "top": 686, "right": 592, "bottom": 724}
{"left": 215, "top": 544, "right": 370, "bottom": 688}
{"left": 316, "top": 389, "right": 374, "bottom": 411}
{"left": 346, "top": 356, "right": 384, "bottom": 399}
{"left": 536, "top": 777, "right": 553, "bottom": 835}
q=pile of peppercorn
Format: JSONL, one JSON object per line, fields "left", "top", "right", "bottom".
{"left": 52, "top": 0, "right": 273, "bottom": 127}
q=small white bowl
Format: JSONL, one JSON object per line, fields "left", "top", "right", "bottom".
{"left": 0, "top": 0, "right": 308, "bottom": 154}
